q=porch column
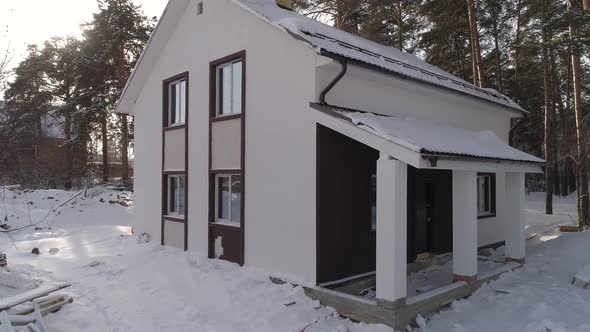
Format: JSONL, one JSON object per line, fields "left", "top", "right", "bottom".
{"left": 452, "top": 171, "right": 478, "bottom": 283}
{"left": 505, "top": 172, "right": 526, "bottom": 263}
{"left": 376, "top": 155, "right": 407, "bottom": 304}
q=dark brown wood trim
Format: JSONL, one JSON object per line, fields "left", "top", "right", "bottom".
{"left": 209, "top": 222, "right": 241, "bottom": 232}
{"left": 240, "top": 50, "right": 246, "bottom": 266}
{"left": 184, "top": 72, "right": 190, "bottom": 252}
{"left": 163, "top": 170, "right": 186, "bottom": 175}
{"left": 476, "top": 172, "right": 496, "bottom": 220}
{"left": 162, "top": 71, "right": 189, "bottom": 251}
{"left": 210, "top": 169, "right": 242, "bottom": 175}
{"left": 315, "top": 124, "right": 321, "bottom": 284}
{"left": 208, "top": 50, "right": 246, "bottom": 265}
{"left": 163, "top": 124, "right": 187, "bottom": 132}
{"left": 163, "top": 216, "right": 185, "bottom": 223}
{"left": 210, "top": 114, "right": 242, "bottom": 123}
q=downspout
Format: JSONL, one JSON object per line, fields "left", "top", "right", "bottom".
{"left": 319, "top": 59, "right": 348, "bottom": 106}
{"left": 509, "top": 114, "right": 528, "bottom": 146}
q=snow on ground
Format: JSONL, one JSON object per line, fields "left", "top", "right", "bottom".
{"left": 0, "top": 187, "right": 389, "bottom": 332}
{"left": 425, "top": 194, "right": 590, "bottom": 332}
{"left": 525, "top": 192, "right": 577, "bottom": 243}
{"left": 0, "top": 187, "right": 586, "bottom": 332}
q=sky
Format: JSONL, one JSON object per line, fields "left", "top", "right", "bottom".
{"left": 0, "top": 0, "right": 168, "bottom": 68}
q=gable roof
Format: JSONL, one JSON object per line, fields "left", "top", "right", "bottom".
{"left": 117, "top": 0, "right": 525, "bottom": 115}
{"left": 234, "top": 0, "right": 525, "bottom": 114}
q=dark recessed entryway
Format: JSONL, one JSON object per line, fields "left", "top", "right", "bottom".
{"left": 407, "top": 167, "right": 453, "bottom": 262}
{"left": 316, "top": 125, "right": 454, "bottom": 285}
{"left": 316, "top": 125, "right": 379, "bottom": 285}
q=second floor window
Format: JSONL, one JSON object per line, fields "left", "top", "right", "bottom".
{"left": 216, "top": 60, "right": 242, "bottom": 116}
{"left": 168, "top": 79, "right": 186, "bottom": 126}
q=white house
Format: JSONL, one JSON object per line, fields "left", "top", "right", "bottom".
{"left": 116, "top": 0, "right": 543, "bottom": 325}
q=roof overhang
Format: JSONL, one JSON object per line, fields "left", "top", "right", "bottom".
{"left": 310, "top": 103, "right": 543, "bottom": 174}
{"left": 318, "top": 52, "right": 527, "bottom": 117}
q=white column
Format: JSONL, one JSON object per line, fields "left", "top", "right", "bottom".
{"left": 376, "top": 155, "right": 407, "bottom": 303}
{"left": 452, "top": 171, "right": 478, "bottom": 282}
{"left": 505, "top": 172, "right": 526, "bottom": 263}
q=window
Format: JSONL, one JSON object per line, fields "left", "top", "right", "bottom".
{"left": 477, "top": 173, "right": 495, "bottom": 218}
{"left": 167, "top": 175, "right": 186, "bottom": 216}
{"left": 168, "top": 79, "right": 186, "bottom": 126}
{"left": 216, "top": 60, "right": 242, "bottom": 116}
{"left": 215, "top": 174, "right": 241, "bottom": 225}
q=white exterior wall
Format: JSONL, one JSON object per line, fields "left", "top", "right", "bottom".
{"left": 131, "top": 0, "right": 318, "bottom": 282}
{"left": 316, "top": 64, "right": 514, "bottom": 141}
{"left": 477, "top": 173, "right": 507, "bottom": 247}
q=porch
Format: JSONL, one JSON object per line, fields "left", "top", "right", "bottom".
{"left": 310, "top": 103, "right": 543, "bottom": 329}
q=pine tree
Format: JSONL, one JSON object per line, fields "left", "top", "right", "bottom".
{"left": 567, "top": 0, "right": 589, "bottom": 228}
{"left": 466, "top": 0, "right": 486, "bottom": 87}
{"left": 80, "top": 0, "right": 154, "bottom": 183}
{"left": 419, "top": 0, "right": 473, "bottom": 81}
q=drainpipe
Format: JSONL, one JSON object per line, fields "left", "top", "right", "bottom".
{"left": 509, "top": 114, "right": 528, "bottom": 146}
{"left": 319, "top": 59, "right": 348, "bottom": 106}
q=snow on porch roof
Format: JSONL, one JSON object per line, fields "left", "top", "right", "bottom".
{"left": 313, "top": 104, "right": 544, "bottom": 164}
{"left": 234, "top": 0, "right": 526, "bottom": 114}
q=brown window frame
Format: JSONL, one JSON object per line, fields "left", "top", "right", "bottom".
{"left": 209, "top": 51, "right": 246, "bottom": 121}
{"left": 477, "top": 172, "right": 496, "bottom": 219}
{"left": 161, "top": 72, "right": 189, "bottom": 251}
{"left": 163, "top": 72, "right": 189, "bottom": 129}
{"left": 208, "top": 51, "right": 246, "bottom": 265}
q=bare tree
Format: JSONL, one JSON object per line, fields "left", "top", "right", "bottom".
{"left": 0, "top": 44, "right": 13, "bottom": 92}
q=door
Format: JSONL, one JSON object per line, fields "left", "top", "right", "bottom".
{"left": 407, "top": 168, "right": 453, "bottom": 262}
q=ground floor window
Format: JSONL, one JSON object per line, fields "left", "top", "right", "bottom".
{"left": 167, "top": 175, "right": 186, "bottom": 217}
{"left": 215, "top": 174, "right": 241, "bottom": 225}
{"left": 477, "top": 173, "right": 495, "bottom": 218}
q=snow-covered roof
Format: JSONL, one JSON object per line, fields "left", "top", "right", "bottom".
{"left": 234, "top": 0, "right": 525, "bottom": 114}
{"left": 329, "top": 109, "right": 543, "bottom": 164}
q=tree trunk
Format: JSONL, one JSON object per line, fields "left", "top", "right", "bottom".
{"left": 488, "top": 3, "right": 503, "bottom": 93}
{"left": 335, "top": 0, "right": 345, "bottom": 29}
{"left": 565, "top": 51, "right": 576, "bottom": 193}
{"left": 551, "top": 52, "right": 568, "bottom": 196}
{"left": 466, "top": 0, "right": 485, "bottom": 87}
{"left": 120, "top": 114, "right": 129, "bottom": 183}
{"left": 101, "top": 111, "right": 109, "bottom": 184}
{"left": 542, "top": 24, "right": 554, "bottom": 215}
{"left": 64, "top": 107, "right": 73, "bottom": 189}
{"left": 514, "top": 0, "right": 523, "bottom": 81}
{"left": 492, "top": 24, "right": 503, "bottom": 93}
{"left": 568, "top": 0, "right": 589, "bottom": 228}
{"left": 394, "top": 2, "right": 404, "bottom": 51}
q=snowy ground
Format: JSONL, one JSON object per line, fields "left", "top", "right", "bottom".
{"left": 0, "top": 187, "right": 587, "bottom": 332}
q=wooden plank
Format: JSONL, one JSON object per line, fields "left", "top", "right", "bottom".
{"left": 560, "top": 225, "right": 579, "bottom": 232}
{"left": 0, "top": 283, "right": 70, "bottom": 311}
